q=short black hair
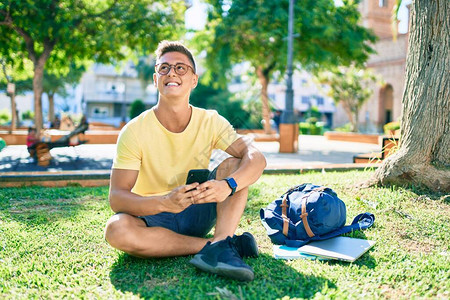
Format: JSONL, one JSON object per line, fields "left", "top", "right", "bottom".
{"left": 155, "top": 40, "right": 196, "bottom": 73}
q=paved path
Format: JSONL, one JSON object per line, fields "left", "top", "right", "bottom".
{"left": 0, "top": 135, "right": 380, "bottom": 172}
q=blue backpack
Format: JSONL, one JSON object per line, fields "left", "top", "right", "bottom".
{"left": 260, "top": 183, "right": 375, "bottom": 247}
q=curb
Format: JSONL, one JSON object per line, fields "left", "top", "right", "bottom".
{"left": 0, "top": 163, "right": 380, "bottom": 188}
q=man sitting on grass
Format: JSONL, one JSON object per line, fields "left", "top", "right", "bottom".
{"left": 104, "top": 40, "right": 266, "bottom": 282}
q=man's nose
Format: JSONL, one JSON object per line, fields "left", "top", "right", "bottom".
{"left": 167, "top": 66, "right": 176, "bottom": 76}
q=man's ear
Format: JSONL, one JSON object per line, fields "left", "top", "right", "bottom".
{"left": 153, "top": 73, "right": 157, "bottom": 87}
{"left": 192, "top": 74, "right": 198, "bottom": 88}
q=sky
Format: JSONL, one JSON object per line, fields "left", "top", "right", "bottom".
{"left": 185, "top": 0, "right": 412, "bottom": 33}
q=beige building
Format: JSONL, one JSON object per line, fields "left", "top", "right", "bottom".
{"left": 334, "top": 0, "right": 409, "bottom": 131}
{"left": 80, "top": 63, "right": 157, "bottom": 126}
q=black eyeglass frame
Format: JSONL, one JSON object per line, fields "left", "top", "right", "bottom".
{"left": 155, "top": 63, "right": 196, "bottom": 76}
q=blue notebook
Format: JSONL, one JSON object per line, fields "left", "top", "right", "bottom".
{"left": 273, "top": 236, "right": 375, "bottom": 262}
{"left": 273, "top": 245, "right": 330, "bottom": 260}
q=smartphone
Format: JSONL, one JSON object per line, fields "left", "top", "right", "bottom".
{"left": 186, "top": 169, "right": 211, "bottom": 185}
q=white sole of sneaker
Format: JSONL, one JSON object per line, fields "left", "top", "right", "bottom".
{"left": 190, "top": 255, "right": 254, "bottom": 282}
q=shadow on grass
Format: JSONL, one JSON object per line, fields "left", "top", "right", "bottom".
{"left": 110, "top": 253, "right": 335, "bottom": 299}
{"left": 371, "top": 183, "right": 449, "bottom": 204}
{"left": 0, "top": 186, "right": 107, "bottom": 225}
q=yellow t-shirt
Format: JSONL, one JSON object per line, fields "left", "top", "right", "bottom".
{"left": 113, "top": 106, "right": 239, "bottom": 196}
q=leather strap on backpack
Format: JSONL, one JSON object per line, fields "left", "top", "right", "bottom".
{"left": 280, "top": 194, "right": 289, "bottom": 236}
{"left": 281, "top": 187, "right": 326, "bottom": 238}
{"left": 301, "top": 195, "right": 315, "bottom": 237}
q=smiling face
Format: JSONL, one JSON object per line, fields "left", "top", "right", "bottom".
{"left": 153, "top": 51, "right": 198, "bottom": 103}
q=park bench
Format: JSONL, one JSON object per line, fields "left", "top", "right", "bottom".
{"left": 30, "top": 123, "right": 89, "bottom": 166}
{"left": 353, "top": 137, "right": 400, "bottom": 164}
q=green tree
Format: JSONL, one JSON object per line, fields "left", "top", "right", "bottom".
{"left": 190, "top": 81, "right": 251, "bottom": 129}
{"left": 129, "top": 99, "right": 146, "bottom": 120}
{"left": 42, "top": 63, "right": 86, "bottom": 124}
{"left": 368, "top": 0, "right": 449, "bottom": 192}
{"left": 316, "top": 65, "right": 380, "bottom": 132}
{"left": 135, "top": 56, "right": 156, "bottom": 93}
{"left": 0, "top": 0, "right": 185, "bottom": 133}
{"left": 0, "top": 56, "right": 33, "bottom": 131}
{"left": 196, "top": 0, "right": 376, "bottom": 133}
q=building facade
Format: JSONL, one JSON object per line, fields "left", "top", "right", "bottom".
{"left": 352, "top": 0, "right": 408, "bottom": 131}
{"left": 80, "top": 63, "right": 157, "bottom": 126}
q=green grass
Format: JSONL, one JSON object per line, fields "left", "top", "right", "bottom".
{"left": 0, "top": 171, "right": 449, "bottom": 299}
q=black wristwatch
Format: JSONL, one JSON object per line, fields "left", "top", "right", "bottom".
{"left": 224, "top": 177, "right": 238, "bottom": 196}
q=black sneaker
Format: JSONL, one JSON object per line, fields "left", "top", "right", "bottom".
{"left": 190, "top": 237, "right": 254, "bottom": 281}
{"left": 231, "top": 232, "right": 259, "bottom": 258}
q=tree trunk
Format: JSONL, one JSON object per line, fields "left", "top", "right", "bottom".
{"left": 256, "top": 66, "right": 272, "bottom": 134}
{"left": 48, "top": 92, "right": 55, "bottom": 124}
{"left": 33, "top": 62, "right": 44, "bottom": 133}
{"left": 341, "top": 100, "right": 357, "bottom": 132}
{"left": 367, "top": 0, "right": 450, "bottom": 192}
{"left": 354, "top": 107, "right": 359, "bottom": 133}
{"left": 10, "top": 92, "right": 17, "bottom": 132}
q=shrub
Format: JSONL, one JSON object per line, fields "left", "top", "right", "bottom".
{"left": 0, "top": 109, "right": 11, "bottom": 124}
{"left": 129, "top": 99, "right": 146, "bottom": 120}
{"left": 306, "top": 117, "right": 318, "bottom": 125}
{"left": 334, "top": 123, "right": 353, "bottom": 132}
{"left": 0, "top": 137, "right": 6, "bottom": 151}
{"left": 22, "top": 110, "right": 34, "bottom": 120}
{"left": 309, "top": 124, "right": 323, "bottom": 135}
{"left": 299, "top": 122, "right": 309, "bottom": 135}
{"left": 299, "top": 122, "right": 324, "bottom": 135}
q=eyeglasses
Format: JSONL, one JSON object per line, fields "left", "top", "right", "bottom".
{"left": 155, "top": 63, "right": 195, "bottom": 76}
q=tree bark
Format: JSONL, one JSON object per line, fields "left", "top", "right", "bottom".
{"left": 367, "top": 0, "right": 450, "bottom": 192}
{"left": 341, "top": 100, "right": 357, "bottom": 132}
{"left": 10, "top": 92, "right": 16, "bottom": 132}
{"left": 31, "top": 42, "right": 54, "bottom": 134}
{"left": 256, "top": 66, "right": 273, "bottom": 134}
{"left": 48, "top": 92, "right": 55, "bottom": 124}
{"left": 1, "top": 61, "right": 17, "bottom": 132}
{"left": 33, "top": 62, "right": 44, "bottom": 133}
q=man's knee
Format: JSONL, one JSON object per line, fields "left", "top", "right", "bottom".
{"left": 216, "top": 157, "right": 241, "bottom": 180}
{"left": 105, "top": 214, "right": 141, "bottom": 252}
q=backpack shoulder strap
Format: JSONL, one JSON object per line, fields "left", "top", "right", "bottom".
{"left": 320, "top": 212, "right": 375, "bottom": 240}
{"left": 280, "top": 194, "right": 289, "bottom": 236}
{"left": 301, "top": 194, "right": 315, "bottom": 237}
{"left": 284, "top": 212, "right": 375, "bottom": 247}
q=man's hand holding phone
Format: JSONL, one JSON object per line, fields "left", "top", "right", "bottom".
{"left": 161, "top": 182, "right": 201, "bottom": 213}
{"left": 160, "top": 169, "right": 211, "bottom": 213}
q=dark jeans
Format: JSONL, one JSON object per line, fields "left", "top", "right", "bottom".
{"left": 138, "top": 167, "right": 218, "bottom": 237}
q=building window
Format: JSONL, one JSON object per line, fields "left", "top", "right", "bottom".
{"left": 316, "top": 96, "right": 324, "bottom": 105}
{"left": 379, "top": 0, "right": 387, "bottom": 7}
{"left": 301, "top": 96, "right": 310, "bottom": 104}
{"left": 92, "top": 107, "right": 109, "bottom": 117}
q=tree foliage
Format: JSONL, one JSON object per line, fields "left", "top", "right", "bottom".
{"left": 316, "top": 66, "right": 380, "bottom": 132}
{"left": 42, "top": 63, "right": 86, "bottom": 98}
{"left": 0, "top": 0, "right": 185, "bottom": 132}
{"left": 190, "top": 81, "right": 254, "bottom": 129}
{"left": 134, "top": 56, "right": 156, "bottom": 92}
{"left": 195, "top": 0, "right": 376, "bottom": 133}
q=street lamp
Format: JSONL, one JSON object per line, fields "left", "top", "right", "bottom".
{"left": 279, "top": 0, "right": 299, "bottom": 153}
{"left": 113, "top": 80, "right": 126, "bottom": 124}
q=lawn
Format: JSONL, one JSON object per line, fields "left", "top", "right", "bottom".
{"left": 0, "top": 171, "right": 449, "bottom": 299}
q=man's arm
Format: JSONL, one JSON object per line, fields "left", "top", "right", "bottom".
{"left": 109, "top": 168, "right": 202, "bottom": 216}
{"left": 222, "top": 137, "right": 267, "bottom": 191}
{"left": 194, "top": 137, "right": 266, "bottom": 203}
